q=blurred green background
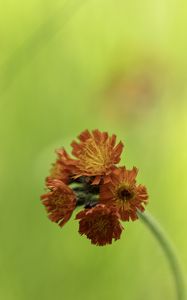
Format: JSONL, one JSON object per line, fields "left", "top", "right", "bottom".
{"left": 0, "top": 0, "right": 187, "bottom": 299}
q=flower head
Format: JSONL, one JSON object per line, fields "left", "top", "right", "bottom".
{"left": 100, "top": 167, "right": 148, "bottom": 221}
{"left": 76, "top": 204, "right": 123, "bottom": 246}
{"left": 40, "top": 129, "right": 149, "bottom": 246}
{"left": 41, "top": 178, "right": 76, "bottom": 227}
{"left": 70, "top": 129, "right": 124, "bottom": 184}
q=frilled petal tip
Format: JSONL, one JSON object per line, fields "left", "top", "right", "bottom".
{"left": 45, "top": 148, "right": 78, "bottom": 185}
{"left": 49, "top": 162, "right": 69, "bottom": 184}
{"left": 56, "top": 148, "right": 78, "bottom": 168}
{"left": 41, "top": 179, "right": 76, "bottom": 227}
{"left": 76, "top": 204, "right": 124, "bottom": 246}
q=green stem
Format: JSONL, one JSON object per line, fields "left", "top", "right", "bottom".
{"left": 138, "top": 210, "right": 186, "bottom": 300}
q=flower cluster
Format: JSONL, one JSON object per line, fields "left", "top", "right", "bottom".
{"left": 40, "top": 129, "right": 148, "bottom": 246}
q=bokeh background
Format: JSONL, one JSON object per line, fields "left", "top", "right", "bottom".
{"left": 0, "top": 0, "right": 187, "bottom": 299}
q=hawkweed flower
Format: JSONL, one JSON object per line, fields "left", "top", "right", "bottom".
{"left": 40, "top": 131, "right": 186, "bottom": 300}
{"left": 41, "top": 178, "right": 76, "bottom": 227}
{"left": 100, "top": 167, "right": 148, "bottom": 221}
{"left": 40, "top": 129, "right": 148, "bottom": 245}
{"left": 69, "top": 129, "right": 124, "bottom": 184}
{"left": 76, "top": 204, "right": 123, "bottom": 246}
{"left": 41, "top": 130, "right": 186, "bottom": 300}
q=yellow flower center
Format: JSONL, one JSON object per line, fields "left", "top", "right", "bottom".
{"left": 80, "top": 139, "right": 112, "bottom": 174}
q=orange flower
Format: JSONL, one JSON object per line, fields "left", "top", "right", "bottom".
{"left": 76, "top": 204, "right": 123, "bottom": 246}
{"left": 100, "top": 167, "right": 148, "bottom": 221}
{"left": 70, "top": 129, "right": 124, "bottom": 184}
{"left": 41, "top": 178, "right": 76, "bottom": 227}
{"left": 40, "top": 129, "right": 149, "bottom": 246}
{"left": 46, "top": 148, "right": 72, "bottom": 184}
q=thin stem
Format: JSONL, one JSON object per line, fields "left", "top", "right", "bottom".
{"left": 138, "top": 210, "right": 186, "bottom": 300}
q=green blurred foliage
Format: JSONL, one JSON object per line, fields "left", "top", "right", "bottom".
{"left": 0, "top": 0, "right": 187, "bottom": 299}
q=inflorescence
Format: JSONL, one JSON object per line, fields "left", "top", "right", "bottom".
{"left": 40, "top": 129, "right": 148, "bottom": 246}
